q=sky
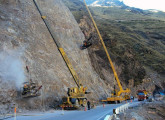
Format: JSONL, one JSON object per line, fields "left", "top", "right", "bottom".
{"left": 120, "top": 0, "right": 165, "bottom": 12}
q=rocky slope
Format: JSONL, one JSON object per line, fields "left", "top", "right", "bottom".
{"left": 0, "top": 0, "right": 112, "bottom": 113}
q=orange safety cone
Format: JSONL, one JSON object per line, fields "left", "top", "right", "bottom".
{"left": 84, "top": 106, "right": 87, "bottom": 111}
{"left": 131, "top": 100, "right": 132, "bottom": 103}
{"left": 14, "top": 107, "right": 16, "bottom": 120}
{"left": 103, "top": 103, "right": 105, "bottom": 108}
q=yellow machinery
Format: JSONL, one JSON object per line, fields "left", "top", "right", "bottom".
{"left": 21, "top": 66, "right": 42, "bottom": 98}
{"left": 83, "top": 0, "right": 130, "bottom": 103}
{"left": 61, "top": 84, "right": 88, "bottom": 109}
{"left": 22, "top": 81, "right": 42, "bottom": 98}
{"left": 143, "top": 90, "right": 148, "bottom": 96}
{"left": 141, "top": 90, "right": 149, "bottom": 99}
{"left": 33, "top": 0, "right": 89, "bottom": 109}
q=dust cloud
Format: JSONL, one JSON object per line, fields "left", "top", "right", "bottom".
{"left": 0, "top": 49, "right": 25, "bottom": 90}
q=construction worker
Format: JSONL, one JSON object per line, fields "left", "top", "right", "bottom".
{"left": 84, "top": 41, "right": 87, "bottom": 46}
{"left": 87, "top": 100, "right": 90, "bottom": 110}
{"left": 22, "top": 84, "right": 29, "bottom": 95}
{"left": 80, "top": 40, "right": 92, "bottom": 50}
{"left": 83, "top": 41, "right": 87, "bottom": 47}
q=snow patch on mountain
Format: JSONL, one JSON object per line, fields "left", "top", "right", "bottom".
{"left": 86, "top": 0, "right": 165, "bottom": 13}
{"left": 88, "top": 0, "right": 125, "bottom": 7}
{"left": 90, "top": 1, "right": 101, "bottom": 6}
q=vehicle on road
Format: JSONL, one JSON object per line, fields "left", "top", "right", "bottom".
{"left": 137, "top": 90, "right": 148, "bottom": 101}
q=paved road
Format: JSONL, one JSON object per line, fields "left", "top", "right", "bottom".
{"left": 5, "top": 100, "right": 140, "bottom": 120}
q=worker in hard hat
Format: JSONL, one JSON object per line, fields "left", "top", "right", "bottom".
{"left": 87, "top": 100, "right": 91, "bottom": 110}
{"left": 22, "top": 84, "right": 29, "bottom": 95}
{"left": 80, "top": 40, "right": 92, "bottom": 50}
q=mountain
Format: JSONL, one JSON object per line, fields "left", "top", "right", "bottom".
{"left": 84, "top": 0, "right": 125, "bottom": 7}
{"left": 83, "top": 0, "right": 165, "bottom": 17}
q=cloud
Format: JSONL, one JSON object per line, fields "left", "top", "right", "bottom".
{"left": 123, "top": 0, "right": 165, "bottom": 12}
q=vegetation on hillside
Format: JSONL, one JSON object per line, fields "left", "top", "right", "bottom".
{"left": 91, "top": 7, "right": 165, "bottom": 74}
{"left": 63, "top": 0, "right": 165, "bottom": 86}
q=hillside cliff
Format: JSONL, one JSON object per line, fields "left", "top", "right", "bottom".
{"left": 0, "top": 0, "right": 111, "bottom": 113}
{"left": 62, "top": 0, "right": 165, "bottom": 95}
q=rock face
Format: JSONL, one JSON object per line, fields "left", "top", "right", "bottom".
{"left": 0, "top": 0, "right": 111, "bottom": 112}
{"left": 78, "top": 16, "right": 120, "bottom": 89}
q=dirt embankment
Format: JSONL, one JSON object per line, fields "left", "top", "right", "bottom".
{"left": 115, "top": 100, "right": 165, "bottom": 120}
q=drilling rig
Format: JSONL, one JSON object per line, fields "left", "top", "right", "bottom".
{"left": 21, "top": 66, "right": 42, "bottom": 98}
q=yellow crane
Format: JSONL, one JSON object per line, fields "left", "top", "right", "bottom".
{"left": 83, "top": 0, "right": 130, "bottom": 103}
{"left": 33, "top": 0, "right": 89, "bottom": 109}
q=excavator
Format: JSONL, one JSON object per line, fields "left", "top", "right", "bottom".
{"left": 33, "top": 0, "right": 89, "bottom": 109}
{"left": 83, "top": 0, "right": 131, "bottom": 103}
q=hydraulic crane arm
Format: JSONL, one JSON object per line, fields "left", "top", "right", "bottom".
{"left": 33, "top": 0, "right": 80, "bottom": 88}
{"left": 84, "top": 0, "right": 130, "bottom": 96}
{"left": 83, "top": 0, "right": 123, "bottom": 91}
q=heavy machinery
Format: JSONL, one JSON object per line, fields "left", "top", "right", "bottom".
{"left": 103, "top": 84, "right": 130, "bottom": 103}
{"left": 33, "top": 0, "right": 89, "bottom": 109}
{"left": 137, "top": 90, "right": 146, "bottom": 101}
{"left": 137, "top": 90, "right": 148, "bottom": 101}
{"left": 21, "top": 66, "right": 42, "bottom": 98}
{"left": 143, "top": 90, "right": 149, "bottom": 99}
{"left": 22, "top": 81, "right": 42, "bottom": 98}
{"left": 61, "top": 84, "right": 89, "bottom": 109}
{"left": 83, "top": 0, "right": 130, "bottom": 103}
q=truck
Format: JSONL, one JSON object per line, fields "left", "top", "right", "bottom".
{"left": 137, "top": 90, "right": 148, "bottom": 101}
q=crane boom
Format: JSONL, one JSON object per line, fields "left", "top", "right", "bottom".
{"left": 33, "top": 0, "right": 80, "bottom": 88}
{"left": 83, "top": 0, "right": 123, "bottom": 92}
